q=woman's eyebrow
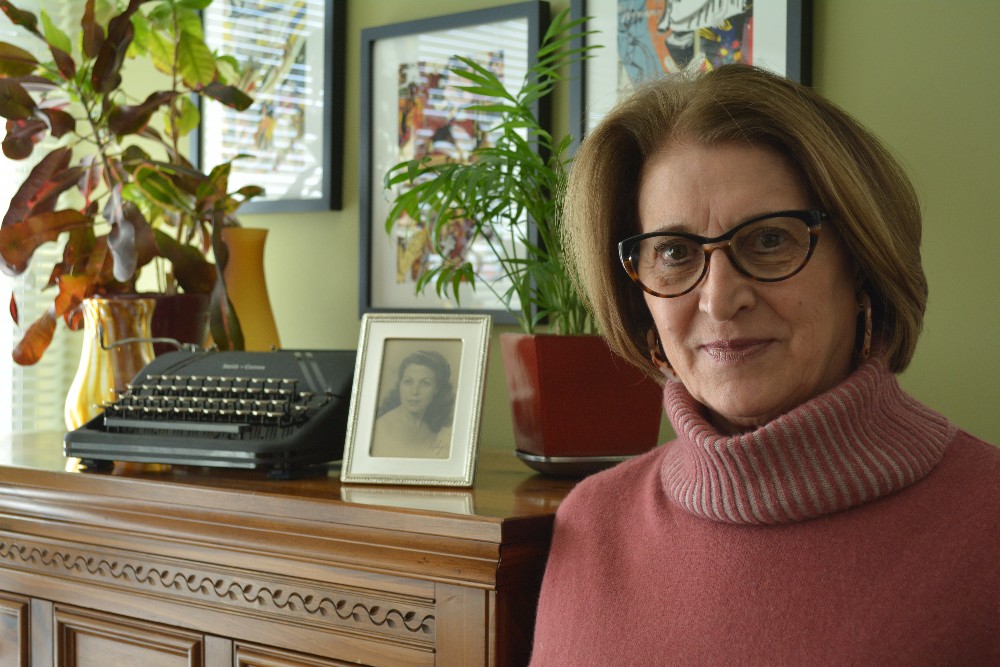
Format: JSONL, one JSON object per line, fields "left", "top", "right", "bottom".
{"left": 646, "top": 209, "right": 786, "bottom": 235}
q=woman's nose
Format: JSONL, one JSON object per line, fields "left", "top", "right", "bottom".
{"left": 698, "top": 249, "right": 756, "bottom": 321}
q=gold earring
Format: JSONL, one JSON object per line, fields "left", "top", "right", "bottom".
{"left": 858, "top": 292, "right": 872, "bottom": 363}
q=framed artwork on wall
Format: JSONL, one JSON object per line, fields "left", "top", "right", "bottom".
{"left": 340, "top": 313, "right": 492, "bottom": 487}
{"left": 197, "top": 0, "right": 346, "bottom": 213}
{"left": 570, "top": 0, "right": 811, "bottom": 139}
{"left": 358, "top": 2, "right": 547, "bottom": 323}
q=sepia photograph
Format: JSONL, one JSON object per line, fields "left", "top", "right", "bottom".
{"left": 341, "top": 314, "right": 491, "bottom": 486}
{"left": 370, "top": 340, "right": 462, "bottom": 459}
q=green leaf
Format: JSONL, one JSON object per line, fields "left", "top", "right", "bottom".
{"left": 39, "top": 9, "right": 72, "bottom": 55}
{"left": 177, "top": 30, "right": 215, "bottom": 88}
{"left": 146, "top": 26, "right": 173, "bottom": 74}
{"left": 214, "top": 54, "right": 240, "bottom": 85}
{"left": 177, "top": 0, "right": 213, "bottom": 10}
{"left": 168, "top": 94, "right": 200, "bottom": 138}
{"left": 132, "top": 163, "right": 194, "bottom": 215}
{"left": 175, "top": 6, "right": 204, "bottom": 41}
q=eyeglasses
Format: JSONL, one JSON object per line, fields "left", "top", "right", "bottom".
{"left": 619, "top": 210, "right": 826, "bottom": 298}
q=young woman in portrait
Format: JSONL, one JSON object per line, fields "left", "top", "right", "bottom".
{"left": 371, "top": 349, "right": 455, "bottom": 459}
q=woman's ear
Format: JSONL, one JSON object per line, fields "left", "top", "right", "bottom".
{"left": 646, "top": 328, "right": 679, "bottom": 381}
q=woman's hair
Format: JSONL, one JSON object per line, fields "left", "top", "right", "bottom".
{"left": 376, "top": 350, "right": 455, "bottom": 431}
{"left": 564, "top": 64, "right": 926, "bottom": 379}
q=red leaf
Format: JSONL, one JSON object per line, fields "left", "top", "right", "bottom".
{"left": 0, "top": 209, "right": 90, "bottom": 276}
{"left": 81, "top": 0, "right": 104, "bottom": 59}
{"left": 102, "top": 186, "right": 146, "bottom": 282}
{"left": 0, "top": 2, "right": 41, "bottom": 38}
{"left": 0, "top": 40, "right": 38, "bottom": 76}
{"left": 41, "top": 106, "right": 74, "bottom": 137}
{"left": 0, "top": 77, "right": 38, "bottom": 120}
{"left": 53, "top": 274, "right": 91, "bottom": 317}
{"left": 91, "top": 0, "right": 148, "bottom": 94}
{"left": 1, "top": 145, "right": 71, "bottom": 227}
{"left": 107, "top": 90, "right": 177, "bottom": 136}
{"left": 77, "top": 155, "right": 103, "bottom": 204}
{"left": 12, "top": 307, "right": 56, "bottom": 366}
{"left": 152, "top": 228, "right": 214, "bottom": 294}
{"left": 201, "top": 81, "right": 253, "bottom": 111}
{"left": 2, "top": 117, "right": 45, "bottom": 159}
{"left": 49, "top": 45, "right": 75, "bottom": 79}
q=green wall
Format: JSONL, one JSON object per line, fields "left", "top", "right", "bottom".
{"left": 242, "top": 0, "right": 999, "bottom": 450}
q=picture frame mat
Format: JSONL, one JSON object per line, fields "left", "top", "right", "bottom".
{"left": 198, "top": 0, "right": 345, "bottom": 213}
{"left": 342, "top": 314, "right": 491, "bottom": 486}
{"left": 359, "top": 2, "right": 546, "bottom": 322}
{"left": 581, "top": 0, "right": 806, "bottom": 134}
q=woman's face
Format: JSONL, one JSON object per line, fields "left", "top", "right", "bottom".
{"left": 399, "top": 363, "right": 437, "bottom": 416}
{"left": 637, "top": 141, "right": 859, "bottom": 433}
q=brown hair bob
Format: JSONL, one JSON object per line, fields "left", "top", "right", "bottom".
{"left": 563, "top": 64, "right": 926, "bottom": 380}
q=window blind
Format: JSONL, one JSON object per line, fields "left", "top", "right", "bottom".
{"left": 1, "top": 1, "right": 81, "bottom": 437}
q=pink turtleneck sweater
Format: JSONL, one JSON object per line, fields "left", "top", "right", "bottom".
{"left": 531, "top": 359, "right": 1000, "bottom": 665}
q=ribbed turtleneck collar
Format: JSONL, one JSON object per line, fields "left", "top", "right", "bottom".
{"left": 660, "top": 358, "right": 956, "bottom": 525}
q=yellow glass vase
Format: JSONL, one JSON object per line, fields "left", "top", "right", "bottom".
{"left": 222, "top": 226, "right": 281, "bottom": 351}
{"left": 64, "top": 297, "right": 156, "bottom": 430}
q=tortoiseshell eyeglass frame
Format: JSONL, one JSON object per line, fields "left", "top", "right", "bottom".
{"left": 618, "top": 209, "right": 828, "bottom": 298}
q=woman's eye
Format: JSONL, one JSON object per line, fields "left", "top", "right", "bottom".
{"left": 654, "top": 241, "right": 691, "bottom": 263}
{"left": 753, "top": 229, "right": 789, "bottom": 250}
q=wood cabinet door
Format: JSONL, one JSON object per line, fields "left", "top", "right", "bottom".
{"left": 235, "top": 643, "right": 353, "bottom": 667}
{"left": 54, "top": 606, "right": 203, "bottom": 667}
{"left": 0, "top": 593, "right": 29, "bottom": 667}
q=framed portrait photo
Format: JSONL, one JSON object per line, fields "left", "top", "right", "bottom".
{"left": 341, "top": 314, "right": 492, "bottom": 487}
{"left": 198, "top": 0, "right": 346, "bottom": 212}
{"left": 570, "top": 0, "right": 811, "bottom": 138}
{"left": 358, "top": 2, "right": 547, "bottom": 323}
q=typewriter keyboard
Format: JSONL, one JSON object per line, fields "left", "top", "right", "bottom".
{"left": 102, "top": 373, "right": 330, "bottom": 438}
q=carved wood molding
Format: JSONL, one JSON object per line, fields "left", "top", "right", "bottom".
{"left": 0, "top": 536, "right": 435, "bottom": 642}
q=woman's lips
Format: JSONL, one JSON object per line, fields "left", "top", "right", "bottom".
{"left": 699, "top": 339, "right": 773, "bottom": 362}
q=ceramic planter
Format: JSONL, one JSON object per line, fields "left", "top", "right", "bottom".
{"left": 500, "top": 333, "right": 663, "bottom": 475}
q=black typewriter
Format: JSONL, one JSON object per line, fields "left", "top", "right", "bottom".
{"left": 64, "top": 348, "right": 356, "bottom": 477}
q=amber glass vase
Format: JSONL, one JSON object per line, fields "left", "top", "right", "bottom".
{"left": 64, "top": 297, "right": 156, "bottom": 430}
{"left": 221, "top": 226, "right": 281, "bottom": 351}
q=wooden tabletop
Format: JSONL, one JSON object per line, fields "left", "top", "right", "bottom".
{"left": 0, "top": 431, "right": 577, "bottom": 545}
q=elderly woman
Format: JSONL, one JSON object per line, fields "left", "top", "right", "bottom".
{"left": 530, "top": 65, "right": 999, "bottom": 664}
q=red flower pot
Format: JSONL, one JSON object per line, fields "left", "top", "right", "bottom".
{"left": 500, "top": 333, "right": 663, "bottom": 475}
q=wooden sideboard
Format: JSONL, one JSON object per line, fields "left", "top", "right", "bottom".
{"left": 0, "top": 433, "right": 576, "bottom": 666}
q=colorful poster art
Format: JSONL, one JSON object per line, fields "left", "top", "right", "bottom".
{"left": 616, "top": 0, "right": 752, "bottom": 84}
{"left": 582, "top": 0, "right": 800, "bottom": 135}
{"left": 362, "top": 7, "right": 537, "bottom": 319}
{"left": 391, "top": 54, "right": 507, "bottom": 289}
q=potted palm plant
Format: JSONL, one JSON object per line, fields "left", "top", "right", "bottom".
{"left": 0, "top": 0, "right": 261, "bottom": 368}
{"left": 383, "top": 9, "right": 661, "bottom": 474}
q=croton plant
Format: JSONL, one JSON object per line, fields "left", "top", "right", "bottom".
{"left": 0, "top": 0, "right": 263, "bottom": 364}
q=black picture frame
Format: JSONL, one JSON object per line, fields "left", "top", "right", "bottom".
{"left": 569, "top": 0, "right": 811, "bottom": 140}
{"left": 359, "top": 2, "right": 549, "bottom": 323}
{"left": 194, "top": 0, "right": 346, "bottom": 213}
